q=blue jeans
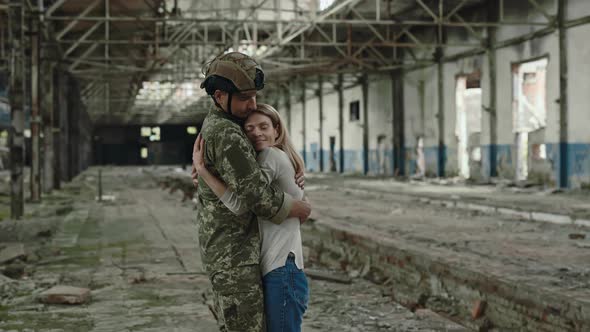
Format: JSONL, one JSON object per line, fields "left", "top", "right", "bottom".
{"left": 262, "top": 254, "right": 309, "bottom": 332}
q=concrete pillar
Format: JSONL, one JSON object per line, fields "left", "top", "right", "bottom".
{"left": 284, "top": 84, "right": 292, "bottom": 135}
{"left": 300, "top": 80, "right": 307, "bottom": 166}
{"left": 361, "top": 74, "right": 369, "bottom": 175}
{"left": 9, "top": 0, "right": 25, "bottom": 219}
{"left": 69, "top": 86, "right": 79, "bottom": 178}
{"left": 436, "top": 47, "right": 445, "bottom": 177}
{"left": 54, "top": 69, "right": 64, "bottom": 189}
{"left": 317, "top": 75, "right": 324, "bottom": 172}
{"left": 558, "top": 0, "right": 569, "bottom": 188}
{"left": 391, "top": 70, "right": 405, "bottom": 176}
{"left": 338, "top": 73, "right": 344, "bottom": 173}
{"left": 486, "top": 1, "right": 498, "bottom": 178}
{"left": 30, "top": 17, "right": 41, "bottom": 202}
{"left": 61, "top": 73, "right": 70, "bottom": 182}
{"left": 42, "top": 56, "right": 55, "bottom": 193}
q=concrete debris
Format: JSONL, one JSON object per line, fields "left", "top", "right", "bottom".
{"left": 0, "top": 273, "right": 36, "bottom": 306}
{"left": 96, "top": 194, "right": 116, "bottom": 201}
{"left": 1, "top": 261, "right": 26, "bottom": 279}
{"left": 568, "top": 233, "right": 586, "bottom": 240}
{"left": 0, "top": 217, "right": 60, "bottom": 242}
{"left": 471, "top": 300, "right": 487, "bottom": 319}
{"left": 38, "top": 285, "right": 91, "bottom": 305}
{"left": 0, "top": 243, "right": 26, "bottom": 264}
{"left": 303, "top": 277, "right": 468, "bottom": 332}
{"left": 306, "top": 268, "right": 352, "bottom": 284}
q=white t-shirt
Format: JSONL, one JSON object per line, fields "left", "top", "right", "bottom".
{"left": 220, "top": 147, "right": 304, "bottom": 276}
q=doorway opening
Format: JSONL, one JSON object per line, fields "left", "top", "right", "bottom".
{"left": 455, "top": 73, "right": 482, "bottom": 179}
{"left": 415, "top": 136, "right": 425, "bottom": 177}
{"left": 512, "top": 58, "right": 548, "bottom": 182}
{"left": 329, "top": 136, "right": 337, "bottom": 172}
{"left": 376, "top": 134, "right": 388, "bottom": 175}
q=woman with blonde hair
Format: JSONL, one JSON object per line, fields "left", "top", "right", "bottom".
{"left": 193, "top": 103, "right": 309, "bottom": 332}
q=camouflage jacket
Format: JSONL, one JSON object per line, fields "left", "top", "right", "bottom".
{"left": 196, "top": 108, "right": 293, "bottom": 276}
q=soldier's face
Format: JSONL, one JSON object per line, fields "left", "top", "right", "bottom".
{"left": 216, "top": 90, "right": 257, "bottom": 119}
{"left": 244, "top": 113, "right": 278, "bottom": 152}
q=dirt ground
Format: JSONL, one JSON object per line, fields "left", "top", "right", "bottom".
{"left": 0, "top": 167, "right": 469, "bottom": 332}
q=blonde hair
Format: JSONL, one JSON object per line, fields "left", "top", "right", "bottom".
{"left": 250, "top": 103, "right": 305, "bottom": 174}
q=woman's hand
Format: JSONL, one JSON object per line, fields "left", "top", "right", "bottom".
{"left": 294, "top": 171, "right": 305, "bottom": 190}
{"left": 191, "top": 134, "right": 206, "bottom": 188}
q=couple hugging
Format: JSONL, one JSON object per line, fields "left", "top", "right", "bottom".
{"left": 193, "top": 51, "right": 312, "bottom": 332}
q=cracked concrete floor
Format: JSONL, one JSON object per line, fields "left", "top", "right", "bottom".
{"left": 0, "top": 167, "right": 468, "bottom": 331}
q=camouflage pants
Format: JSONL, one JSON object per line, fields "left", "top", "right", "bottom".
{"left": 210, "top": 264, "right": 266, "bottom": 332}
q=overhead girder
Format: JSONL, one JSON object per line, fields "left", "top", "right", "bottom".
{"left": 1, "top": 0, "right": 574, "bottom": 125}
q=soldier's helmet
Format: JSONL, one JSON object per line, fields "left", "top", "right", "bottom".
{"left": 200, "top": 52, "right": 265, "bottom": 95}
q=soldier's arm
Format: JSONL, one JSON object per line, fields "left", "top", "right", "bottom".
{"left": 213, "top": 128, "right": 292, "bottom": 224}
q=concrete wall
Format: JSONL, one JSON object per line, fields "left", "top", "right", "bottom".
{"left": 284, "top": 0, "right": 589, "bottom": 188}
{"left": 285, "top": 75, "right": 394, "bottom": 175}
{"left": 368, "top": 75, "right": 393, "bottom": 175}
{"left": 565, "top": 0, "right": 590, "bottom": 188}
{"left": 341, "top": 84, "right": 364, "bottom": 173}
{"left": 404, "top": 67, "right": 439, "bottom": 177}
{"left": 59, "top": 73, "right": 93, "bottom": 182}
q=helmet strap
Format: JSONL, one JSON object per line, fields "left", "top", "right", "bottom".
{"left": 227, "top": 92, "right": 233, "bottom": 115}
{"left": 211, "top": 91, "right": 233, "bottom": 115}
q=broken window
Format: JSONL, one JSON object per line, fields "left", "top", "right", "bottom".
{"left": 531, "top": 143, "right": 547, "bottom": 161}
{"left": 350, "top": 100, "right": 360, "bottom": 122}
{"left": 141, "top": 126, "right": 161, "bottom": 141}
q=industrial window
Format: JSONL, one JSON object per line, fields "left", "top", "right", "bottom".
{"left": 186, "top": 126, "right": 197, "bottom": 135}
{"left": 141, "top": 127, "right": 151, "bottom": 137}
{"left": 141, "top": 126, "right": 160, "bottom": 141}
{"left": 150, "top": 127, "right": 161, "bottom": 141}
{"left": 350, "top": 100, "right": 360, "bottom": 121}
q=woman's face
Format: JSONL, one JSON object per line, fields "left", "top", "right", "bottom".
{"left": 244, "top": 112, "right": 278, "bottom": 152}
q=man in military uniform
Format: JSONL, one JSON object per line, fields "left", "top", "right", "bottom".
{"left": 196, "top": 52, "right": 311, "bottom": 332}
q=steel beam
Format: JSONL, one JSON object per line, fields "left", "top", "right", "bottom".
{"left": 350, "top": 7, "right": 386, "bottom": 42}
{"left": 68, "top": 43, "right": 98, "bottom": 71}
{"left": 44, "top": 15, "right": 551, "bottom": 27}
{"left": 30, "top": 16, "right": 41, "bottom": 202}
{"left": 55, "top": 0, "right": 100, "bottom": 40}
{"left": 415, "top": 0, "right": 438, "bottom": 22}
{"left": 9, "top": 0, "right": 25, "bottom": 219}
{"left": 527, "top": 0, "right": 554, "bottom": 22}
{"left": 300, "top": 79, "right": 306, "bottom": 166}
{"left": 445, "top": 0, "right": 468, "bottom": 20}
{"left": 63, "top": 21, "right": 102, "bottom": 57}
{"left": 44, "top": 0, "right": 66, "bottom": 18}
{"left": 317, "top": 75, "right": 324, "bottom": 172}
{"left": 51, "top": 39, "right": 482, "bottom": 48}
{"left": 361, "top": 73, "right": 368, "bottom": 175}
{"left": 338, "top": 73, "right": 344, "bottom": 173}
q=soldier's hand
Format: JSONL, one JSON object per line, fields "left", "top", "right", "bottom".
{"left": 294, "top": 171, "right": 305, "bottom": 190}
{"left": 289, "top": 199, "right": 311, "bottom": 224}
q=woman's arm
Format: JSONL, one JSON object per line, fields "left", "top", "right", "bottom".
{"left": 193, "top": 135, "right": 248, "bottom": 215}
